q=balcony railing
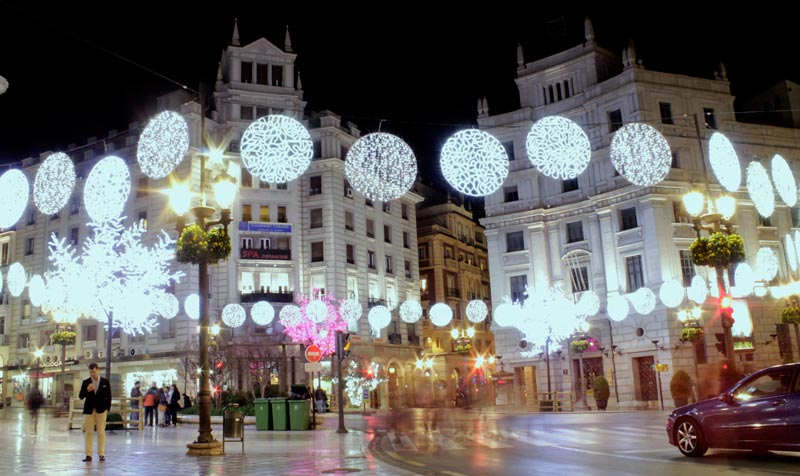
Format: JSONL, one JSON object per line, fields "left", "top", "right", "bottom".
{"left": 388, "top": 333, "right": 402, "bottom": 344}
{"left": 446, "top": 288, "right": 460, "bottom": 298}
{"left": 408, "top": 335, "right": 420, "bottom": 346}
{"left": 367, "top": 298, "right": 386, "bottom": 308}
{"left": 241, "top": 290, "right": 294, "bottom": 303}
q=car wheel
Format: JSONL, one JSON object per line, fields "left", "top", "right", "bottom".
{"left": 675, "top": 418, "right": 708, "bottom": 457}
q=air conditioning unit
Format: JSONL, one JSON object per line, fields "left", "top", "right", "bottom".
{"left": 83, "top": 349, "right": 94, "bottom": 359}
{"left": 130, "top": 348, "right": 137, "bottom": 356}
{"left": 45, "top": 355, "right": 52, "bottom": 363}
{"left": 346, "top": 188, "right": 353, "bottom": 198}
{"left": 97, "top": 350, "right": 105, "bottom": 359}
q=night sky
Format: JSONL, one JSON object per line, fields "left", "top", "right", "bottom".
{"left": 1, "top": 3, "right": 799, "bottom": 183}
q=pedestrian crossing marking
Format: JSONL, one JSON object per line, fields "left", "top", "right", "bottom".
{"left": 459, "top": 432, "right": 513, "bottom": 449}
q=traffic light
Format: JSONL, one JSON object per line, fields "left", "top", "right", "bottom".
{"left": 215, "top": 361, "right": 223, "bottom": 370}
{"left": 719, "top": 295, "right": 735, "bottom": 325}
{"left": 337, "top": 332, "right": 351, "bottom": 362}
{"left": 715, "top": 333, "right": 727, "bottom": 356}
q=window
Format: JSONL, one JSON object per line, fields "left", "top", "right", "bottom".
{"left": 510, "top": 275, "right": 528, "bottom": 304}
{"left": 404, "top": 260, "right": 412, "bottom": 278}
{"left": 278, "top": 206, "right": 287, "bottom": 223}
{"left": 27, "top": 209, "right": 35, "bottom": 225}
{"left": 70, "top": 197, "right": 80, "bottom": 215}
{"left": 659, "top": 102, "right": 674, "bottom": 125}
{"left": 703, "top": 107, "right": 717, "bottom": 130}
{"left": 256, "top": 63, "right": 269, "bottom": 85}
{"left": 345, "top": 211, "right": 354, "bottom": 231}
{"left": 276, "top": 183, "right": 288, "bottom": 190}
{"left": 1, "top": 242, "right": 8, "bottom": 265}
{"left": 309, "top": 176, "right": 322, "bottom": 195}
{"left": 365, "top": 198, "right": 373, "bottom": 207}
{"left": 51, "top": 211, "right": 60, "bottom": 220}
{"left": 83, "top": 324, "right": 98, "bottom": 342}
{"left": 310, "top": 208, "right": 323, "bottom": 228}
{"left": 311, "top": 242, "right": 324, "bottom": 262}
{"left": 625, "top": 255, "right": 645, "bottom": 292}
{"left": 570, "top": 267, "right": 590, "bottom": 293}
{"left": 346, "top": 244, "right": 355, "bottom": 264}
{"left": 242, "top": 204, "right": 252, "bottom": 222}
{"left": 260, "top": 205, "right": 270, "bottom": 222}
{"left": 313, "top": 141, "right": 321, "bottom": 159}
{"left": 271, "top": 65, "right": 283, "bottom": 86}
{"left": 608, "top": 109, "right": 623, "bottom": 132}
{"left": 403, "top": 231, "right": 410, "bottom": 248}
{"left": 259, "top": 238, "right": 270, "bottom": 250}
{"left": 401, "top": 203, "right": 409, "bottom": 220}
{"left": 504, "top": 185, "right": 519, "bottom": 202}
{"left": 160, "top": 319, "right": 176, "bottom": 340}
{"left": 240, "top": 106, "right": 254, "bottom": 121}
{"left": 679, "top": 250, "right": 695, "bottom": 287}
{"left": 241, "top": 169, "right": 253, "bottom": 188}
{"left": 671, "top": 151, "right": 680, "bottom": 169}
{"left": 241, "top": 237, "right": 253, "bottom": 249}
{"left": 240, "top": 61, "right": 253, "bottom": 82}
{"left": 673, "top": 201, "right": 690, "bottom": 223}
{"left": 382, "top": 202, "right": 391, "bottom": 213}
{"left": 444, "top": 246, "right": 454, "bottom": 259}
{"left": 25, "top": 237, "right": 34, "bottom": 256}
{"left": 619, "top": 207, "right": 638, "bottom": 230}
{"left": 344, "top": 179, "right": 353, "bottom": 198}
{"left": 566, "top": 221, "right": 584, "bottom": 243}
{"left": 137, "top": 210, "right": 148, "bottom": 230}
{"left": 367, "top": 250, "right": 376, "bottom": 269}
{"left": 418, "top": 245, "right": 428, "bottom": 261}
{"left": 562, "top": 178, "right": 579, "bottom": 193}
{"left": 383, "top": 225, "right": 391, "bottom": 243}
{"left": 385, "top": 256, "right": 394, "bottom": 274}
{"left": 18, "top": 333, "right": 30, "bottom": 349}
{"left": 366, "top": 219, "right": 375, "bottom": 238}
{"left": 506, "top": 231, "right": 524, "bottom": 252}
{"left": 733, "top": 368, "right": 796, "bottom": 400}
{"left": 258, "top": 179, "right": 270, "bottom": 189}
{"left": 758, "top": 215, "right": 772, "bottom": 227}
{"left": 22, "top": 300, "right": 31, "bottom": 319}
{"left": 503, "top": 142, "right": 515, "bottom": 161}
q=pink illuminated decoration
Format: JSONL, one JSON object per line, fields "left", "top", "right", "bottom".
{"left": 280, "top": 294, "right": 348, "bottom": 356}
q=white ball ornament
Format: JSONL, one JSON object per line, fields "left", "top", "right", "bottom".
{"left": 368, "top": 305, "right": 392, "bottom": 330}
{"left": 526, "top": 116, "right": 591, "bottom": 180}
{"left": 137, "top": 111, "right": 189, "bottom": 179}
{"left": 746, "top": 161, "right": 775, "bottom": 218}
{"left": 0, "top": 169, "right": 29, "bottom": 229}
{"left": 28, "top": 274, "right": 45, "bottom": 307}
{"left": 606, "top": 295, "right": 629, "bottom": 322}
{"left": 399, "top": 300, "right": 422, "bottom": 324}
{"left": 185, "top": 294, "right": 200, "bottom": 320}
{"left": 429, "top": 303, "right": 453, "bottom": 327}
{"left": 279, "top": 305, "right": 302, "bottom": 327}
{"left": 340, "top": 299, "right": 363, "bottom": 323}
{"left": 441, "top": 129, "right": 508, "bottom": 196}
{"left": 345, "top": 132, "right": 417, "bottom": 202}
{"left": 688, "top": 275, "right": 708, "bottom": 304}
{"left": 222, "top": 303, "right": 246, "bottom": 328}
{"left": 7, "top": 262, "right": 26, "bottom": 297}
{"left": 306, "top": 299, "right": 328, "bottom": 324}
{"left": 708, "top": 132, "right": 741, "bottom": 192}
{"left": 659, "top": 279, "right": 685, "bottom": 308}
{"left": 493, "top": 302, "right": 517, "bottom": 327}
{"left": 157, "top": 293, "right": 179, "bottom": 319}
{"left": 84, "top": 156, "right": 131, "bottom": 222}
{"left": 771, "top": 154, "right": 797, "bottom": 207}
{"left": 786, "top": 233, "right": 798, "bottom": 272}
{"left": 465, "top": 299, "right": 488, "bottom": 323}
{"left": 629, "top": 287, "right": 656, "bottom": 315}
{"left": 793, "top": 230, "right": 800, "bottom": 269}
{"left": 610, "top": 123, "right": 671, "bottom": 186}
{"left": 240, "top": 115, "right": 313, "bottom": 183}
{"left": 755, "top": 247, "right": 779, "bottom": 282}
{"left": 34, "top": 152, "right": 76, "bottom": 214}
{"left": 733, "top": 263, "right": 755, "bottom": 298}
{"left": 250, "top": 301, "right": 275, "bottom": 326}
{"left": 576, "top": 290, "right": 600, "bottom": 317}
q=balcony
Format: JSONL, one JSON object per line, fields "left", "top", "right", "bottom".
{"left": 408, "top": 335, "right": 420, "bottom": 346}
{"left": 241, "top": 290, "right": 294, "bottom": 303}
{"left": 446, "top": 288, "right": 460, "bottom": 298}
{"left": 367, "top": 297, "right": 386, "bottom": 308}
{"left": 388, "top": 333, "right": 402, "bottom": 345}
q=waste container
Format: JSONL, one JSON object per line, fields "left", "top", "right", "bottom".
{"left": 223, "top": 404, "right": 244, "bottom": 453}
{"left": 288, "top": 399, "right": 311, "bottom": 430}
{"left": 254, "top": 398, "right": 272, "bottom": 431}
{"left": 271, "top": 398, "right": 289, "bottom": 431}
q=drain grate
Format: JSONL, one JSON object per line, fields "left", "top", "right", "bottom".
{"left": 320, "top": 469, "right": 362, "bottom": 474}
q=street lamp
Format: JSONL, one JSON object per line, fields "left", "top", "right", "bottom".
{"left": 451, "top": 324, "right": 474, "bottom": 407}
{"left": 678, "top": 305, "right": 703, "bottom": 399}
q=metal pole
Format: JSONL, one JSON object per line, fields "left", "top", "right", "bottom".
{"left": 653, "top": 340, "right": 665, "bottom": 411}
{"left": 105, "top": 312, "right": 113, "bottom": 381}
{"left": 336, "top": 331, "right": 347, "bottom": 433}
{"left": 608, "top": 320, "right": 619, "bottom": 403}
{"left": 60, "top": 339, "right": 67, "bottom": 410}
{"left": 578, "top": 350, "right": 588, "bottom": 409}
{"left": 545, "top": 337, "right": 551, "bottom": 397}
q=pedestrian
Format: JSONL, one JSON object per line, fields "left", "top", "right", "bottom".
{"left": 79, "top": 363, "right": 112, "bottom": 462}
{"left": 314, "top": 387, "right": 327, "bottom": 413}
{"left": 168, "top": 384, "right": 181, "bottom": 426}
{"left": 157, "top": 387, "right": 168, "bottom": 427}
{"left": 26, "top": 383, "right": 45, "bottom": 434}
{"left": 129, "top": 381, "right": 141, "bottom": 428}
{"left": 143, "top": 382, "right": 158, "bottom": 426}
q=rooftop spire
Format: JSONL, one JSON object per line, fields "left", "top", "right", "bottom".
{"left": 231, "top": 18, "right": 240, "bottom": 46}
{"left": 284, "top": 25, "right": 293, "bottom": 52}
{"left": 584, "top": 17, "right": 595, "bottom": 43}
{"left": 517, "top": 43, "right": 525, "bottom": 68}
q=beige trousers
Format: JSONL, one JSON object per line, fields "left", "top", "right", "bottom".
{"left": 84, "top": 410, "right": 107, "bottom": 457}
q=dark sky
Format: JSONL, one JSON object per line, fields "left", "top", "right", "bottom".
{"left": 1, "top": 3, "right": 799, "bottom": 183}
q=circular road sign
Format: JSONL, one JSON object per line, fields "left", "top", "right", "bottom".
{"left": 305, "top": 344, "right": 322, "bottom": 363}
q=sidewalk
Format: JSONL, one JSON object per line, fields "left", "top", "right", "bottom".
{"left": 0, "top": 407, "right": 419, "bottom": 475}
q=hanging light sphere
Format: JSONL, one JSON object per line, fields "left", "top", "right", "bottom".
{"left": 399, "top": 299, "right": 422, "bottom": 324}
{"left": 157, "top": 293, "right": 179, "bottom": 319}
{"left": 746, "top": 161, "right": 775, "bottom": 218}
{"left": 731, "top": 300, "right": 753, "bottom": 337}
{"left": 629, "top": 287, "right": 656, "bottom": 315}
{"left": 493, "top": 302, "right": 517, "bottom": 327}
{"left": 606, "top": 295, "right": 629, "bottom": 322}
{"left": 733, "top": 263, "right": 755, "bottom": 298}
{"left": 339, "top": 299, "right": 363, "bottom": 323}
{"left": 709, "top": 132, "right": 741, "bottom": 192}
{"left": 184, "top": 294, "right": 200, "bottom": 320}
{"left": 429, "top": 303, "right": 453, "bottom": 327}
{"left": 84, "top": 156, "right": 131, "bottom": 222}
{"left": 0, "top": 169, "right": 29, "bottom": 229}
{"left": 34, "top": 152, "right": 76, "bottom": 215}
{"left": 755, "top": 247, "right": 779, "bottom": 282}
{"left": 345, "top": 132, "right": 417, "bottom": 202}
{"left": 222, "top": 303, "right": 246, "bottom": 328}
{"left": 576, "top": 290, "right": 600, "bottom": 317}
{"left": 368, "top": 305, "right": 392, "bottom": 330}
{"left": 659, "top": 279, "right": 685, "bottom": 309}
{"left": 251, "top": 301, "right": 275, "bottom": 326}
{"left": 794, "top": 230, "right": 800, "bottom": 270}
{"left": 137, "top": 111, "right": 189, "bottom": 179}
{"left": 0, "top": 268, "right": 3, "bottom": 294}
{"left": 279, "top": 304, "right": 302, "bottom": 327}
{"left": 610, "top": 123, "right": 671, "bottom": 186}
{"left": 440, "top": 129, "right": 508, "bottom": 196}
{"left": 240, "top": 115, "right": 313, "bottom": 183}
{"left": 688, "top": 275, "right": 708, "bottom": 304}
{"left": 7, "top": 262, "right": 26, "bottom": 297}
{"left": 771, "top": 154, "right": 797, "bottom": 207}
{"left": 465, "top": 299, "right": 488, "bottom": 323}
{"left": 28, "top": 274, "right": 45, "bottom": 307}
{"left": 525, "top": 116, "right": 592, "bottom": 180}
{"left": 786, "top": 233, "right": 798, "bottom": 272}
{"left": 306, "top": 299, "right": 328, "bottom": 324}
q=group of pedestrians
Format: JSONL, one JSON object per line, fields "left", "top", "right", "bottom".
{"left": 141, "top": 382, "right": 182, "bottom": 427}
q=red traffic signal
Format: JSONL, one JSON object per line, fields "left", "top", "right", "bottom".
{"left": 714, "top": 332, "right": 727, "bottom": 356}
{"left": 719, "top": 296, "right": 735, "bottom": 325}
{"left": 215, "top": 361, "right": 223, "bottom": 369}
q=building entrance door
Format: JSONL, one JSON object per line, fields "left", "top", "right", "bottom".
{"left": 635, "top": 356, "right": 658, "bottom": 401}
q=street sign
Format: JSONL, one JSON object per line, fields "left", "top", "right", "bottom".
{"left": 655, "top": 363, "right": 669, "bottom": 372}
{"left": 305, "top": 344, "right": 322, "bottom": 363}
{"left": 305, "top": 362, "right": 322, "bottom": 372}
{"left": 363, "top": 389, "right": 369, "bottom": 400}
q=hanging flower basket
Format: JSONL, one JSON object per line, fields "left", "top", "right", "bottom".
{"left": 689, "top": 237, "right": 709, "bottom": 266}
{"left": 455, "top": 343, "right": 472, "bottom": 355}
{"left": 781, "top": 307, "right": 800, "bottom": 325}
{"left": 570, "top": 339, "right": 589, "bottom": 353}
{"left": 207, "top": 227, "right": 232, "bottom": 263}
{"left": 51, "top": 330, "right": 76, "bottom": 346}
{"left": 690, "top": 233, "right": 744, "bottom": 268}
{"left": 680, "top": 327, "right": 704, "bottom": 343}
{"left": 177, "top": 225, "right": 231, "bottom": 265}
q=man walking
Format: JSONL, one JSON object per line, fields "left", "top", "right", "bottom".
{"left": 130, "top": 381, "right": 141, "bottom": 428}
{"left": 79, "top": 363, "right": 112, "bottom": 462}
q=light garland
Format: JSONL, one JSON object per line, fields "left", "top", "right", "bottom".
{"left": 786, "top": 233, "right": 798, "bottom": 272}
{"left": 345, "top": 132, "right": 417, "bottom": 202}
{"left": 687, "top": 275, "right": 708, "bottom": 304}
{"left": 493, "top": 302, "right": 516, "bottom": 327}
{"left": 280, "top": 294, "right": 347, "bottom": 355}
{"left": 0, "top": 169, "right": 29, "bottom": 229}
{"left": 185, "top": 294, "right": 200, "bottom": 320}
{"left": 746, "top": 161, "right": 775, "bottom": 218}
{"left": 157, "top": 293, "right": 179, "bottom": 320}
{"left": 34, "top": 152, "right": 76, "bottom": 215}
{"left": 251, "top": 301, "right": 275, "bottom": 326}
{"left": 708, "top": 132, "right": 741, "bottom": 192}
{"left": 609, "top": 123, "right": 671, "bottom": 186}
{"left": 222, "top": 303, "right": 246, "bottom": 328}
{"left": 628, "top": 287, "right": 656, "bottom": 315}
{"left": 84, "top": 156, "right": 131, "bottom": 222}
{"left": 576, "top": 290, "right": 600, "bottom": 317}
{"left": 7, "top": 262, "right": 26, "bottom": 297}
{"left": 367, "top": 305, "right": 392, "bottom": 331}
{"left": 279, "top": 304, "right": 303, "bottom": 328}
{"left": 429, "top": 303, "right": 453, "bottom": 327}
{"left": 771, "top": 154, "right": 797, "bottom": 207}
{"left": 525, "top": 116, "right": 591, "bottom": 180}
{"left": 755, "top": 247, "right": 779, "bottom": 281}
{"left": 465, "top": 299, "right": 488, "bottom": 323}
{"left": 339, "top": 299, "right": 363, "bottom": 323}
{"left": 659, "top": 279, "right": 685, "bottom": 308}
{"left": 28, "top": 274, "right": 45, "bottom": 307}
{"left": 606, "top": 295, "right": 629, "bottom": 322}
{"left": 240, "top": 115, "right": 313, "bottom": 183}
{"left": 137, "top": 111, "right": 189, "bottom": 179}
{"left": 440, "top": 129, "right": 508, "bottom": 196}
{"left": 399, "top": 299, "right": 422, "bottom": 324}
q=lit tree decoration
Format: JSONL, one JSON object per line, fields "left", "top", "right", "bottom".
{"left": 137, "top": 111, "right": 189, "bottom": 179}
{"left": 610, "top": 123, "right": 671, "bottom": 186}
{"left": 345, "top": 132, "right": 417, "bottom": 202}
{"left": 525, "top": 116, "right": 591, "bottom": 180}
{"left": 7, "top": 262, "right": 26, "bottom": 297}
{"left": 339, "top": 298, "right": 363, "bottom": 323}
{"left": 786, "top": 233, "right": 798, "bottom": 272}
{"left": 84, "top": 156, "right": 131, "bottom": 223}
{"left": 280, "top": 294, "right": 348, "bottom": 355}
{"left": 493, "top": 301, "right": 517, "bottom": 327}
{"left": 687, "top": 275, "right": 708, "bottom": 304}
{"left": 429, "top": 303, "right": 453, "bottom": 327}
{"left": 731, "top": 300, "right": 753, "bottom": 337}
{"left": 306, "top": 299, "right": 328, "bottom": 324}
{"left": 628, "top": 287, "right": 656, "bottom": 315}
{"left": 399, "top": 299, "right": 422, "bottom": 324}
{"left": 279, "top": 304, "right": 302, "bottom": 328}
{"left": 771, "top": 154, "right": 797, "bottom": 207}
{"left": 338, "top": 360, "right": 385, "bottom": 407}
{"left": 222, "top": 303, "right": 246, "bottom": 328}
{"left": 440, "top": 129, "right": 508, "bottom": 196}
{"left": 0, "top": 169, "right": 29, "bottom": 229}
{"left": 732, "top": 263, "right": 755, "bottom": 298}
{"left": 240, "top": 115, "right": 313, "bottom": 183}
{"left": 156, "top": 293, "right": 179, "bottom": 320}
{"left": 708, "top": 132, "right": 741, "bottom": 192}
{"left": 576, "top": 290, "right": 600, "bottom": 317}
{"left": 659, "top": 279, "right": 685, "bottom": 308}
{"left": 251, "top": 301, "right": 275, "bottom": 326}
{"left": 465, "top": 299, "right": 488, "bottom": 323}
{"left": 606, "top": 295, "right": 629, "bottom": 322}
{"left": 368, "top": 305, "right": 392, "bottom": 331}
{"left": 28, "top": 274, "right": 45, "bottom": 307}
{"left": 514, "top": 285, "right": 582, "bottom": 353}
{"left": 746, "top": 161, "right": 775, "bottom": 218}
{"left": 34, "top": 152, "right": 75, "bottom": 214}
{"left": 185, "top": 294, "right": 200, "bottom": 320}
{"left": 755, "top": 247, "right": 779, "bottom": 282}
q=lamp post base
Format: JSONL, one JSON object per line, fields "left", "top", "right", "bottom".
{"left": 186, "top": 440, "right": 224, "bottom": 456}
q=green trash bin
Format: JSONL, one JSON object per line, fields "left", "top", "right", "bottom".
{"left": 255, "top": 398, "right": 272, "bottom": 431}
{"left": 271, "top": 398, "right": 289, "bottom": 431}
{"left": 288, "top": 399, "right": 311, "bottom": 430}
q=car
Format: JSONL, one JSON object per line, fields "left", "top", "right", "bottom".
{"left": 666, "top": 362, "right": 800, "bottom": 457}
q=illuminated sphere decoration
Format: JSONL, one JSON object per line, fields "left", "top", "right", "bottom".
{"left": 733, "top": 263, "right": 755, "bottom": 298}
{"left": 137, "top": 111, "right": 189, "bottom": 179}
{"left": 746, "top": 161, "right": 775, "bottom": 218}
{"left": 688, "top": 275, "right": 708, "bottom": 304}
{"left": 795, "top": 230, "right": 800, "bottom": 269}
{"left": 786, "top": 233, "right": 798, "bottom": 272}
{"left": 34, "top": 152, "right": 76, "bottom": 215}
{"left": 222, "top": 303, "right": 246, "bottom": 328}
{"left": 340, "top": 299, "right": 363, "bottom": 323}
{"left": 84, "top": 156, "right": 131, "bottom": 222}
{"left": 240, "top": 115, "right": 313, "bottom": 183}
{"left": 755, "top": 247, "right": 779, "bottom": 281}
{"left": 306, "top": 299, "right": 328, "bottom": 324}
{"left": 465, "top": 299, "right": 488, "bottom": 323}
{"left": 731, "top": 300, "right": 753, "bottom": 338}
{"left": 279, "top": 304, "right": 302, "bottom": 328}
{"left": 0, "top": 268, "right": 2, "bottom": 294}
{"left": 629, "top": 287, "right": 656, "bottom": 315}
{"left": 7, "top": 262, "right": 26, "bottom": 298}
{"left": 771, "top": 154, "right": 797, "bottom": 207}
{"left": 345, "top": 132, "right": 417, "bottom": 202}
{"left": 659, "top": 279, "right": 685, "bottom": 309}
{"left": 708, "top": 132, "right": 741, "bottom": 192}
{"left": 368, "top": 305, "right": 392, "bottom": 330}
{"left": 251, "top": 301, "right": 275, "bottom": 326}
{"left": 610, "top": 123, "right": 671, "bottom": 186}
{"left": 441, "top": 129, "right": 508, "bottom": 196}
{"left": 493, "top": 302, "right": 517, "bottom": 327}
{"left": 28, "top": 274, "right": 45, "bottom": 308}
{"left": 576, "top": 290, "right": 600, "bottom": 317}
{"left": 606, "top": 295, "right": 629, "bottom": 322}
{"left": 0, "top": 169, "right": 30, "bottom": 229}
{"left": 157, "top": 293, "right": 179, "bottom": 320}
{"left": 429, "top": 303, "right": 453, "bottom": 327}
{"left": 185, "top": 294, "right": 200, "bottom": 320}
{"left": 525, "top": 116, "right": 591, "bottom": 180}
{"left": 399, "top": 299, "right": 422, "bottom": 324}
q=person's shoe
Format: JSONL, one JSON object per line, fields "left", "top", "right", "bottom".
{"left": 82, "top": 456, "right": 92, "bottom": 462}
{"left": 99, "top": 456, "right": 105, "bottom": 462}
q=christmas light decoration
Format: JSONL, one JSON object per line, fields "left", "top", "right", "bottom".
{"left": 610, "top": 123, "right": 671, "bottom": 186}
{"left": 730, "top": 299, "right": 753, "bottom": 337}
{"left": 465, "top": 299, "right": 488, "bottom": 323}
{"left": 306, "top": 299, "right": 328, "bottom": 324}
{"left": 7, "top": 262, "right": 25, "bottom": 297}
{"left": 137, "top": 111, "right": 189, "bottom": 179}
{"left": 771, "top": 154, "right": 797, "bottom": 207}
{"left": 399, "top": 299, "right": 421, "bottom": 324}
{"left": 576, "top": 290, "right": 600, "bottom": 317}
{"left": 525, "top": 116, "right": 591, "bottom": 180}
{"left": 34, "top": 152, "right": 76, "bottom": 215}
{"left": 709, "top": 132, "right": 741, "bottom": 192}
{"left": 687, "top": 275, "right": 708, "bottom": 304}
{"left": 279, "top": 295, "right": 347, "bottom": 355}
{"left": 516, "top": 285, "right": 581, "bottom": 351}
{"left": 794, "top": 231, "right": 800, "bottom": 269}
{"left": 368, "top": 305, "right": 392, "bottom": 331}
{"left": 429, "top": 303, "right": 453, "bottom": 327}
{"left": 339, "top": 360, "right": 385, "bottom": 407}
{"left": 606, "top": 295, "right": 629, "bottom": 322}
{"left": 84, "top": 156, "right": 131, "bottom": 222}
{"left": 240, "top": 115, "right": 313, "bottom": 183}
{"left": 157, "top": 293, "right": 179, "bottom": 320}
{"left": 659, "top": 279, "right": 685, "bottom": 308}
{"left": 493, "top": 302, "right": 516, "bottom": 327}
{"left": 440, "top": 129, "right": 508, "bottom": 196}
{"left": 339, "top": 298, "right": 363, "bottom": 323}
{"left": 629, "top": 287, "right": 656, "bottom": 315}
{"left": 345, "top": 132, "right": 417, "bottom": 202}
{"left": 786, "top": 233, "right": 797, "bottom": 272}
{"left": 279, "top": 305, "right": 302, "bottom": 327}
{"left": 732, "top": 263, "right": 755, "bottom": 298}
{"left": 0, "top": 268, "right": 3, "bottom": 294}
{"left": 28, "top": 274, "right": 45, "bottom": 307}
{"left": 0, "top": 169, "right": 29, "bottom": 229}
{"left": 222, "top": 303, "right": 246, "bottom": 328}
{"left": 251, "top": 301, "right": 275, "bottom": 326}
{"left": 755, "top": 247, "right": 779, "bottom": 282}
{"left": 746, "top": 161, "right": 775, "bottom": 218}
{"left": 185, "top": 294, "right": 200, "bottom": 320}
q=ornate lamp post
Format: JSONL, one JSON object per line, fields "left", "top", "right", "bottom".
{"left": 451, "top": 324, "right": 474, "bottom": 407}
{"left": 678, "top": 306, "right": 703, "bottom": 389}
{"left": 50, "top": 310, "right": 78, "bottom": 410}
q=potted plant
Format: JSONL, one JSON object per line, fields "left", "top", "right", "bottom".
{"left": 593, "top": 375, "right": 610, "bottom": 411}
{"left": 680, "top": 327, "right": 704, "bottom": 343}
{"left": 570, "top": 339, "right": 589, "bottom": 353}
{"left": 670, "top": 370, "right": 692, "bottom": 408}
